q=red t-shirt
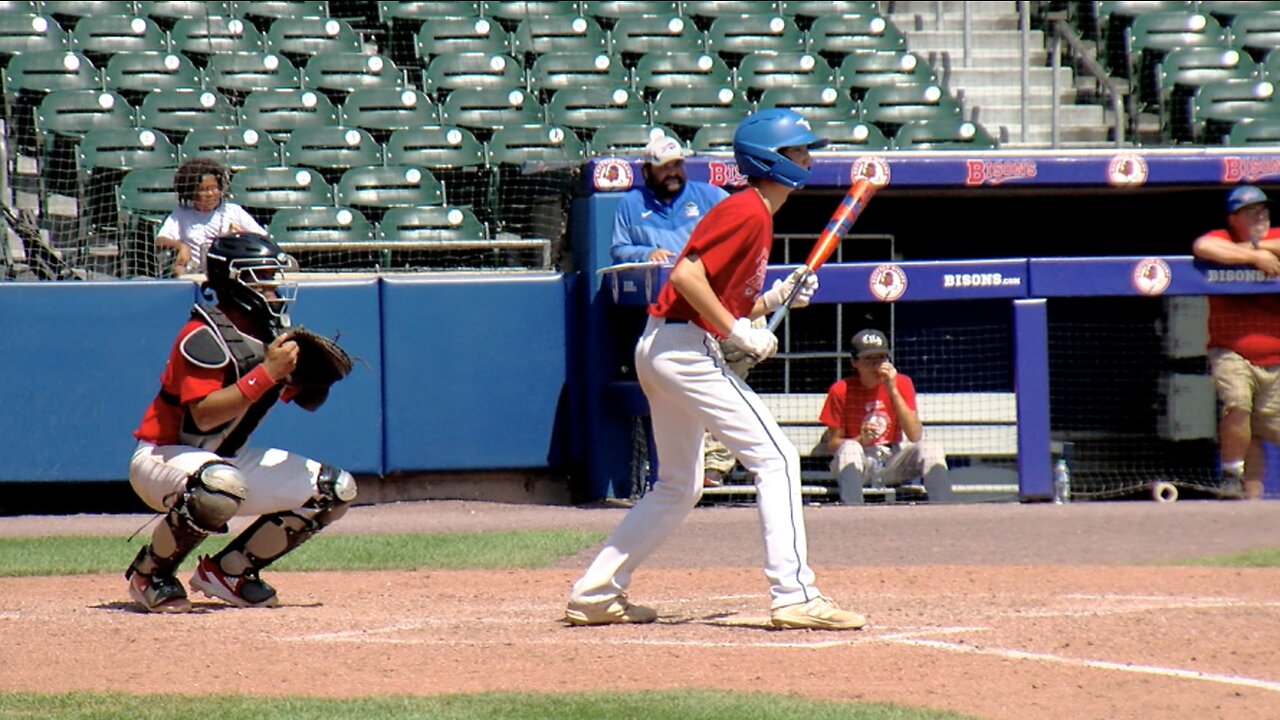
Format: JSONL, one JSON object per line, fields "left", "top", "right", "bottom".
{"left": 819, "top": 374, "right": 917, "bottom": 447}
{"left": 649, "top": 188, "right": 771, "bottom": 336}
{"left": 1203, "top": 227, "right": 1280, "bottom": 365}
{"left": 133, "top": 320, "right": 229, "bottom": 444}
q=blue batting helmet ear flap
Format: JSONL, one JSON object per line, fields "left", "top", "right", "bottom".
{"left": 733, "top": 108, "right": 829, "bottom": 189}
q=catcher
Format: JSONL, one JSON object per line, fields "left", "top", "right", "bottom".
{"left": 125, "top": 232, "right": 354, "bottom": 613}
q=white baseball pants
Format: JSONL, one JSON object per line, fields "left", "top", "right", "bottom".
{"left": 129, "top": 440, "right": 324, "bottom": 517}
{"left": 571, "top": 316, "right": 822, "bottom": 609}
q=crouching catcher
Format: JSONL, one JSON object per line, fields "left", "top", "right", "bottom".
{"left": 125, "top": 232, "right": 356, "bottom": 613}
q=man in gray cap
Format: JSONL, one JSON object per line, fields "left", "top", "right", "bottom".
{"left": 1192, "top": 185, "right": 1280, "bottom": 499}
{"left": 818, "top": 329, "right": 951, "bottom": 503}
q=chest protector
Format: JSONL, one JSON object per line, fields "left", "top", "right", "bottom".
{"left": 177, "top": 304, "right": 281, "bottom": 457}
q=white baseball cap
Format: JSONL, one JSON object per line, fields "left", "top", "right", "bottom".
{"left": 644, "top": 135, "right": 689, "bottom": 166}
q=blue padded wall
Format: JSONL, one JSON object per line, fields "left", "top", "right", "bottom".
{"left": 381, "top": 274, "right": 568, "bottom": 471}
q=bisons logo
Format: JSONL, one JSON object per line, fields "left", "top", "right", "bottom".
{"left": 1132, "top": 257, "right": 1171, "bottom": 296}
{"left": 707, "top": 161, "right": 748, "bottom": 187}
{"left": 965, "top": 159, "right": 1037, "bottom": 186}
{"left": 1222, "top": 156, "right": 1280, "bottom": 183}
{"left": 869, "top": 264, "right": 908, "bottom": 302}
{"left": 851, "top": 156, "right": 891, "bottom": 188}
{"left": 1108, "top": 154, "right": 1149, "bottom": 186}
{"left": 592, "top": 158, "right": 634, "bottom": 192}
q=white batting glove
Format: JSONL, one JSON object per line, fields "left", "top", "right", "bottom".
{"left": 728, "top": 317, "right": 778, "bottom": 361}
{"left": 761, "top": 268, "right": 819, "bottom": 311}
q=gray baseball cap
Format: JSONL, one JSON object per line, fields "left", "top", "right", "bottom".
{"left": 851, "top": 329, "right": 890, "bottom": 358}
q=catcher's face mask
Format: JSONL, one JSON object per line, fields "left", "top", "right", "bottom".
{"left": 231, "top": 254, "right": 299, "bottom": 327}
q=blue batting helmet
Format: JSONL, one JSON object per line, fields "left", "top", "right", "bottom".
{"left": 732, "top": 108, "right": 829, "bottom": 189}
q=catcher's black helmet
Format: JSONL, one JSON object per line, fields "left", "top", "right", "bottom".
{"left": 204, "top": 232, "right": 298, "bottom": 334}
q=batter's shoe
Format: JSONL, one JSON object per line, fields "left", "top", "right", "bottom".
{"left": 564, "top": 595, "right": 658, "bottom": 626}
{"left": 190, "top": 556, "right": 279, "bottom": 608}
{"left": 770, "top": 596, "right": 866, "bottom": 631}
{"left": 126, "top": 570, "right": 191, "bottom": 613}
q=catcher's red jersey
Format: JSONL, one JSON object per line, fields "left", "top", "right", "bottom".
{"left": 134, "top": 320, "right": 228, "bottom": 444}
{"left": 649, "top": 188, "right": 771, "bottom": 335}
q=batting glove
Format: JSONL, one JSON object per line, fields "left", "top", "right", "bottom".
{"left": 762, "top": 268, "right": 819, "bottom": 311}
{"left": 728, "top": 317, "right": 778, "bottom": 361}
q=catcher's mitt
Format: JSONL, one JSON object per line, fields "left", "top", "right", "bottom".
{"left": 284, "top": 326, "right": 353, "bottom": 411}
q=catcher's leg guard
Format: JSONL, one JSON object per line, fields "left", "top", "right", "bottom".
{"left": 126, "top": 462, "right": 246, "bottom": 612}
{"left": 197, "top": 465, "right": 356, "bottom": 606}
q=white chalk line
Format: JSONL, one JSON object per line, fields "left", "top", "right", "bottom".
{"left": 891, "top": 637, "right": 1280, "bottom": 693}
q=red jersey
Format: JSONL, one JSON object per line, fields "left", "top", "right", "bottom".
{"left": 648, "top": 188, "right": 771, "bottom": 336}
{"left": 1203, "top": 227, "right": 1280, "bottom": 365}
{"left": 134, "top": 319, "right": 229, "bottom": 444}
{"left": 819, "top": 374, "right": 918, "bottom": 447}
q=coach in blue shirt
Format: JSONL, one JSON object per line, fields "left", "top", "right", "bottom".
{"left": 609, "top": 135, "right": 730, "bottom": 264}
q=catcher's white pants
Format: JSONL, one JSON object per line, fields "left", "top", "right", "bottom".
{"left": 571, "top": 316, "right": 821, "bottom": 609}
{"left": 130, "top": 440, "right": 324, "bottom": 517}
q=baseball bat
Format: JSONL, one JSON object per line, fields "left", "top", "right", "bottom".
{"left": 766, "top": 176, "right": 877, "bottom": 333}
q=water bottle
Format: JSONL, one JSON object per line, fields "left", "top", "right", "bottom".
{"left": 1053, "top": 458, "right": 1071, "bottom": 504}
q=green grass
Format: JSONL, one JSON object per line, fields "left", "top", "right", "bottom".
{"left": 0, "top": 529, "right": 605, "bottom": 577}
{"left": 1177, "top": 546, "right": 1280, "bottom": 568}
{"left": 0, "top": 690, "right": 982, "bottom": 720}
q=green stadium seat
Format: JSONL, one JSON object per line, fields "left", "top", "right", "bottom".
{"left": 103, "top": 52, "right": 202, "bottom": 106}
{"left": 610, "top": 15, "right": 706, "bottom": 65}
{"left": 1192, "top": 78, "right": 1280, "bottom": 143}
{"left": 651, "top": 86, "right": 750, "bottom": 140}
{"left": 170, "top": 16, "right": 265, "bottom": 66}
{"left": 340, "top": 88, "right": 437, "bottom": 143}
{"left": 264, "top": 17, "right": 363, "bottom": 66}
{"left": 691, "top": 122, "right": 736, "bottom": 152}
{"left": 78, "top": 126, "right": 178, "bottom": 229}
{"left": 116, "top": 165, "right": 178, "bottom": 275}
{"left": 808, "top": 14, "right": 907, "bottom": 63}
{"left": 1226, "top": 116, "right": 1280, "bottom": 145}
{"left": 268, "top": 205, "right": 375, "bottom": 253}
{"left": 633, "top": 51, "right": 731, "bottom": 101}
{"left": 414, "top": 16, "right": 510, "bottom": 65}
{"left": 1126, "top": 11, "right": 1229, "bottom": 106}
{"left": 70, "top": 15, "right": 168, "bottom": 68}
{"left": 377, "top": 1, "right": 485, "bottom": 67}
{"left": 239, "top": 89, "right": 340, "bottom": 144}
{"left": 438, "top": 87, "right": 544, "bottom": 138}
{"left": 704, "top": 14, "right": 805, "bottom": 65}
{"left": 588, "top": 123, "right": 679, "bottom": 156}
{"left": 736, "top": 52, "right": 836, "bottom": 101}
{"left": 336, "top": 164, "right": 445, "bottom": 224}
{"left": 545, "top": 86, "right": 647, "bottom": 135}
{"left": 4, "top": 50, "right": 100, "bottom": 95}
{"left": 0, "top": 13, "right": 68, "bottom": 63}
{"left": 684, "top": 2, "right": 782, "bottom": 29}
{"left": 580, "top": 1, "right": 679, "bottom": 30}
{"left": 1265, "top": 48, "right": 1280, "bottom": 84}
{"left": 758, "top": 86, "right": 859, "bottom": 123}
{"left": 529, "top": 52, "right": 629, "bottom": 102}
{"left": 41, "top": 1, "right": 137, "bottom": 27}
{"left": 1156, "top": 47, "right": 1257, "bottom": 142}
{"left": 838, "top": 51, "right": 937, "bottom": 100}
{"left": 237, "top": 1, "right": 331, "bottom": 25}
{"left": 142, "top": 1, "right": 234, "bottom": 31}
{"left": 228, "top": 165, "right": 335, "bottom": 224}
{"left": 37, "top": 89, "right": 134, "bottom": 142}
{"left": 301, "top": 52, "right": 404, "bottom": 104}
{"left": 893, "top": 118, "right": 998, "bottom": 150}
{"left": 778, "top": 1, "right": 880, "bottom": 30}
{"left": 860, "top": 83, "right": 963, "bottom": 136}
{"left": 377, "top": 205, "right": 487, "bottom": 244}
{"left": 281, "top": 126, "right": 383, "bottom": 184}
{"left": 179, "top": 126, "right": 282, "bottom": 171}
{"left": 810, "top": 119, "right": 890, "bottom": 151}
{"left": 487, "top": 123, "right": 584, "bottom": 238}
{"left": 510, "top": 16, "right": 608, "bottom": 65}
{"left": 422, "top": 53, "right": 525, "bottom": 100}
{"left": 1096, "top": 0, "right": 1195, "bottom": 74}
{"left": 1228, "top": 11, "right": 1280, "bottom": 63}
{"left": 384, "top": 125, "right": 490, "bottom": 217}
{"left": 488, "top": 123, "right": 586, "bottom": 165}
{"left": 136, "top": 89, "right": 237, "bottom": 145}
{"left": 203, "top": 52, "right": 301, "bottom": 104}
{"left": 482, "top": 2, "right": 581, "bottom": 33}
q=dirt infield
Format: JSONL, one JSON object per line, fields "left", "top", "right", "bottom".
{"left": 2, "top": 500, "right": 1279, "bottom": 720}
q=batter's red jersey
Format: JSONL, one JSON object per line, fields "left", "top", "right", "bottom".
{"left": 1203, "top": 227, "right": 1280, "bottom": 365}
{"left": 819, "top": 374, "right": 918, "bottom": 447}
{"left": 133, "top": 320, "right": 231, "bottom": 444}
{"left": 649, "top": 188, "right": 771, "bottom": 336}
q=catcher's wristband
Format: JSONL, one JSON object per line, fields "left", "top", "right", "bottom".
{"left": 235, "top": 365, "right": 277, "bottom": 403}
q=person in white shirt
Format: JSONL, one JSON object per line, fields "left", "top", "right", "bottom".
{"left": 156, "top": 158, "right": 266, "bottom": 277}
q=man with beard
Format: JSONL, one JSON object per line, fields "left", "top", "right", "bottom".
{"left": 609, "top": 135, "right": 729, "bottom": 264}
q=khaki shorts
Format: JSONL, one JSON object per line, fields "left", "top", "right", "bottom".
{"left": 1209, "top": 348, "right": 1280, "bottom": 444}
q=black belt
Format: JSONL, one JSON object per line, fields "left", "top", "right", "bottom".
{"left": 662, "top": 318, "right": 689, "bottom": 324}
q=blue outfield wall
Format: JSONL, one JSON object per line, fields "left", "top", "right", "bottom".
{"left": 0, "top": 275, "right": 568, "bottom": 482}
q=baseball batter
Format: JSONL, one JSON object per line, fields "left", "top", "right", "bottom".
{"left": 125, "top": 232, "right": 356, "bottom": 613}
{"left": 565, "top": 109, "right": 866, "bottom": 630}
